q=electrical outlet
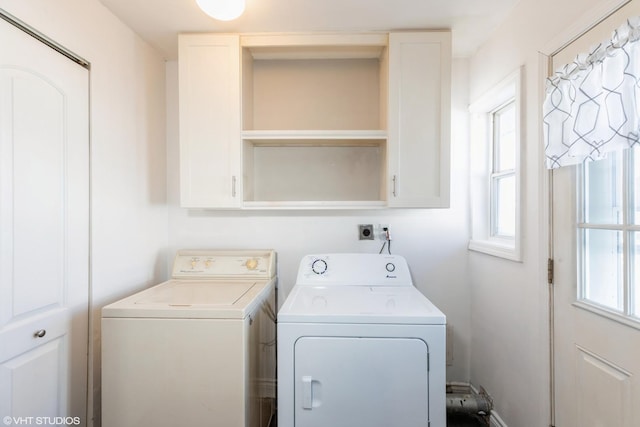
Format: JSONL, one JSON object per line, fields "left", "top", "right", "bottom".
{"left": 358, "top": 224, "right": 374, "bottom": 240}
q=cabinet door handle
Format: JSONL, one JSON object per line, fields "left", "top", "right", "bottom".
{"left": 232, "top": 176, "right": 237, "bottom": 197}
{"left": 392, "top": 175, "right": 397, "bottom": 197}
{"left": 34, "top": 329, "right": 46, "bottom": 338}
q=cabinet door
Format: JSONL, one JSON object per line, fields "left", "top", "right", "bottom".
{"left": 179, "top": 34, "right": 241, "bottom": 208}
{"left": 387, "top": 32, "right": 451, "bottom": 208}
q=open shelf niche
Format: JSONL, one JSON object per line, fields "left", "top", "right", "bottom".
{"left": 240, "top": 34, "right": 389, "bottom": 207}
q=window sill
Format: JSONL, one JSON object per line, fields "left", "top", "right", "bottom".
{"left": 468, "top": 239, "right": 522, "bottom": 262}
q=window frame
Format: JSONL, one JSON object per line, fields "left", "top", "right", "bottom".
{"left": 468, "top": 67, "right": 523, "bottom": 261}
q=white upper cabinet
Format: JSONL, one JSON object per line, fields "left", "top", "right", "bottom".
{"left": 179, "top": 34, "right": 242, "bottom": 208}
{"left": 178, "top": 32, "right": 451, "bottom": 209}
{"left": 387, "top": 32, "right": 451, "bottom": 208}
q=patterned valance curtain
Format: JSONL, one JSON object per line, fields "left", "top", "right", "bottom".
{"left": 543, "top": 17, "right": 640, "bottom": 169}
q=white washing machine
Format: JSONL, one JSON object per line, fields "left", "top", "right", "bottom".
{"left": 102, "top": 250, "right": 277, "bottom": 427}
{"left": 277, "top": 253, "right": 446, "bottom": 427}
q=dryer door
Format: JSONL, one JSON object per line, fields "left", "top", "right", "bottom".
{"left": 294, "top": 336, "right": 429, "bottom": 427}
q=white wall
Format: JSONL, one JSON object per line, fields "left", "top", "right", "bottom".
{"left": 0, "top": 1, "right": 169, "bottom": 425}
{"left": 468, "top": 0, "right": 621, "bottom": 425}
{"left": 166, "top": 58, "right": 473, "bottom": 381}
{"left": 7, "top": 0, "right": 605, "bottom": 424}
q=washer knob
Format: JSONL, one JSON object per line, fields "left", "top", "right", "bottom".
{"left": 245, "top": 258, "right": 259, "bottom": 270}
{"left": 386, "top": 263, "right": 396, "bottom": 272}
{"left": 311, "top": 259, "right": 328, "bottom": 275}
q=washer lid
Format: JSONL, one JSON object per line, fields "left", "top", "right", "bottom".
{"left": 277, "top": 285, "right": 446, "bottom": 325}
{"left": 135, "top": 280, "right": 254, "bottom": 305}
{"left": 102, "top": 279, "right": 273, "bottom": 319}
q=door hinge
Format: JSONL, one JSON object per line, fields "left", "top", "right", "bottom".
{"left": 547, "top": 258, "right": 554, "bottom": 285}
{"left": 427, "top": 352, "right": 430, "bottom": 372}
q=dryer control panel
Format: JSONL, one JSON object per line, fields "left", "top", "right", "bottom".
{"left": 172, "top": 250, "right": 276, "bottom": 279}
{"left": 296, "top": 253, "right": 412, "bottom": 287}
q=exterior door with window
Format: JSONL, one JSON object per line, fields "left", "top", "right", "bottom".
{"left": 550, "top": 2, "right": 640, "bottom": 425}
{"left": 553, "top": 160, "right": 640, "bottom": 427}
{"left": 0, "top": 17, "right": 89, "bottom": 424}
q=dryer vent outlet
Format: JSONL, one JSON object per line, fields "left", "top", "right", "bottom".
{"left": 359, "top": 224, "right": 374, "bottom": 240}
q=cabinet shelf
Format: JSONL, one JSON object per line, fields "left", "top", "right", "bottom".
{"left": 242, "top": 48, "right": 386, "bottom": 132}
{"left": 242, "top": 130, "right": 387, "bottom": 146}
{"left": 242, "top": 142, "right": 386, "bottom": 203}
{"left": 243, "top": 200, "right": 387, "bottom": 210}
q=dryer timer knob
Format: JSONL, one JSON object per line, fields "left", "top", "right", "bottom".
{"left": 311, "top": 259, "right": 328, "bottom": 275}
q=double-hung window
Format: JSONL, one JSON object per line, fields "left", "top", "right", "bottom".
{"left": 469, "top": 68, "right": 522, "bottom": 261}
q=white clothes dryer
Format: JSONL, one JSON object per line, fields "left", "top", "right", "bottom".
{"left": 102, "top": 250, "right": 277, "bottom": 427}
{"left": 277, "top": 253, "right": 446, "bottom": 427}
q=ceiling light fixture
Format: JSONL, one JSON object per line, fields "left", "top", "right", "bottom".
{"left": 196, "top": 0, "right": 245, "bottom": 21}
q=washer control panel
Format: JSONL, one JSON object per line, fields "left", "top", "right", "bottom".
{"left": 297, "top": 253, "right": 412, "bottom": 287}
{"left": 172, "top": 250, "right": 276, "bottom": 279}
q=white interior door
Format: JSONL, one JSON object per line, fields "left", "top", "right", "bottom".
{"left": 551, "top": 3, "right": 640, "bottom": 425}
{"left": 294, "top": 337, "right": 429, "bottom": 427}
{"left": 0, "top": 17, "right": 89, "bottom": 425}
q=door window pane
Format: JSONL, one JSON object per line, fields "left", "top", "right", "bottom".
{"left": 632, "top": 150, "right": 640, "bottom": 224}
{"left": 583, "top": 152, "right": 622, "bottom": 224}
{"left": 632, "top": 232, "right": 640, "bottom": 318}
{"left": 580, "top": 148, "right": 640, "bottom": 324}
{"left": 581, "top": 228, "right": 623, "bottom": 311}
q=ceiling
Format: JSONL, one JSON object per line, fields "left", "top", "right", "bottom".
{"left": 98, "top": 0, "right": 521, "bottom": 59}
